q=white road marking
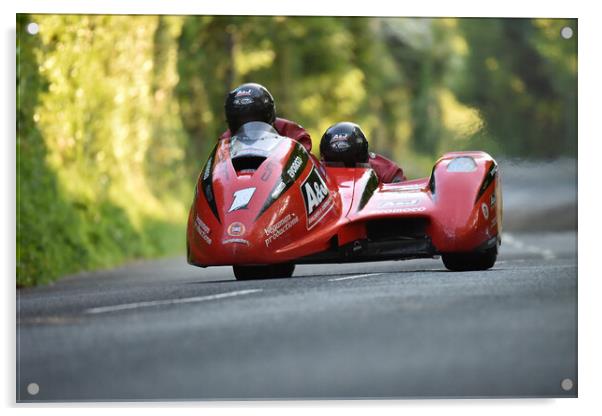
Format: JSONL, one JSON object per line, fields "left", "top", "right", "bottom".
{"left": 329, "top": 273, "right": 383, "bottom": 282}
{"left": 85, "top": 289, "right": 263, "bottom": 315}
{"left": 503, "top": 233, "right": 556, "bottom": 260}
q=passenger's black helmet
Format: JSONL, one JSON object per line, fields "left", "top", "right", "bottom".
{"left": 320, "top": 122, "right": 369, "bottom": 167}
{"left": 225, "top": 83, "right": 276, "bottom": 134}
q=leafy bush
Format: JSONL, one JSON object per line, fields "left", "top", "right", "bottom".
{"left": 17, "top": 15, "right": 188, "bottom": 286}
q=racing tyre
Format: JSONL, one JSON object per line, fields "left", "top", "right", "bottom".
{"left": 233, "top": 263, "right": 295, "bottom": 280}
{"left": 442, "top": 247, "right": 497, "bottom": 271}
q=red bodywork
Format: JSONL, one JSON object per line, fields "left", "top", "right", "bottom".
{"left": 187, "top": 123, "right": 502, "bottom": 267}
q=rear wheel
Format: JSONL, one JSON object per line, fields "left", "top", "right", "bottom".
{"left": 233, "top": 263, "right": 295, "bottom": 280}
{"left": 442, "top": 247, "right": 497, "bottom": 271}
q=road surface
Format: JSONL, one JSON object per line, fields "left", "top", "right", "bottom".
{"left": 16, "top": 160, "right": 578, "bottom": 401}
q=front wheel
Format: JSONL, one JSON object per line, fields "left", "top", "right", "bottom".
{"left": 442, "top": 247, "right": 497, "bottom": 271}
{"left": 233, "top": 263, "right": 295, "bottom": 280}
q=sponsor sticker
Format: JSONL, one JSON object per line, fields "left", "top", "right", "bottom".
{"left": 287, "top": 156, "right": 303, "bottom": 179}
{"left": 264, "top": 213, "right": 299, "bottom": 247}
{"left": 271, "top": 181, "right": 287, "bottom": 199}
{"left": 235, "top": 89, "right": 252, "bottom": 97}
{"left": 490, "top": 193, "right": 497, "bottom": 208}
{"left": 330, "top": 134, "right": 350, "bottom": 152}
{"left": 194, "top": 215, "right": 212, "bottom": 245}
{"left": 481, "top": 203, "right": 490, "bottom": 220}
{"left": 227, "top": 222, "right": 246, "bottom": 237}
{"left": 233, "top": 97, "right": 253, "bottom": 105}
{"left": 229, "top": 187, "right": 256, "bottom": 212}
{"left": 378, "top": 199, "right": 419, "bottom": 208}
{"left": 386, "top": 184, "right": 422, "bottom": 192}
{"left": 301, "top": 167, "right": 334, "bottom": 229}
{"left": 222, "top": 238, "right": 250, "bottom": 246}
{"left": 331, "top": 142, "right": 350, "bottom": 152}
{"left": 376, "top": 206, "right": 426, "bottom": 214}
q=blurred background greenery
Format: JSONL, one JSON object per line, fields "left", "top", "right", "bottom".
{"left": 16, "top": 15, "right": 577, "bottom": 286}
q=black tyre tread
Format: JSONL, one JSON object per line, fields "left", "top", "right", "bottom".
{"left": 442, "top": 247, "right": 497, "bottom": 271}
{"left": 233, "top": 263, "right": 295, "bottom": 280}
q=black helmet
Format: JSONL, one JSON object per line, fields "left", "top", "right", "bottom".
{"left": 320, "top": 122, "right": 369, "bottom": 167}
{"left": 224, "top": 83, "right": 276, "bottom": 134}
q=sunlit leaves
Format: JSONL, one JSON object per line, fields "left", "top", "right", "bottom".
{"left": 18, "top": 14, "right": 187, "bottom": 285}
{"left": 438, "top": 88, "right": 483, "bottom": 140}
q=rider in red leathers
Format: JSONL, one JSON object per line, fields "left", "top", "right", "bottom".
{"left": 367, "top": 151, "right": 406, "bottom": 183}
{"left": 221, "top": 83, "right": 405, "bottom": 183}
{"left": 320, "top": 122, "right": 406, "bottom": 183}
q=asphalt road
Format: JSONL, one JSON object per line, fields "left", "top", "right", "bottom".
{"left": 16, "top": 160, "right": 578, "bottom": 401}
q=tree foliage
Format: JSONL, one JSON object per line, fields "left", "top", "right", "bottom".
{"left": 455, "top": 18, "right": 577, "bottom": 157}
{"left": 17, "top": 15, "right": 187, "bottom": 286}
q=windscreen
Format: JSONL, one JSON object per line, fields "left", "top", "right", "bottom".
{"left": 229, "top": 121, "right": 283, "bottom": 158}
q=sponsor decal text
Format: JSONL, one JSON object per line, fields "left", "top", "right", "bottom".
{"left": 194, "top": 216, "right": 212, "bottom": 245}
{"left": 227, "top": 222, "right": 246, "bottom": 237}
{"left": 264, "top": 213, "right": 299, "bottom": 247}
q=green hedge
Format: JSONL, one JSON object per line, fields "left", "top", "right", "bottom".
{"left": 17, "top": 15, "right": 189, "bottom": 286}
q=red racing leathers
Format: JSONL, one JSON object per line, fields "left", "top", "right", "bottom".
{"left": 219, "top": 117, "right": 405, "bottom": 183}
{"left": 368, "top": 152, "right": 406, "bottom": 183}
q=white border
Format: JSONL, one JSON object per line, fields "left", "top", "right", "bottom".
{"left": 11, "top": 0, "right": 582, "bottom": 18}
{"left": 4, "top": 0, "right": 601, "bottom": 414}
